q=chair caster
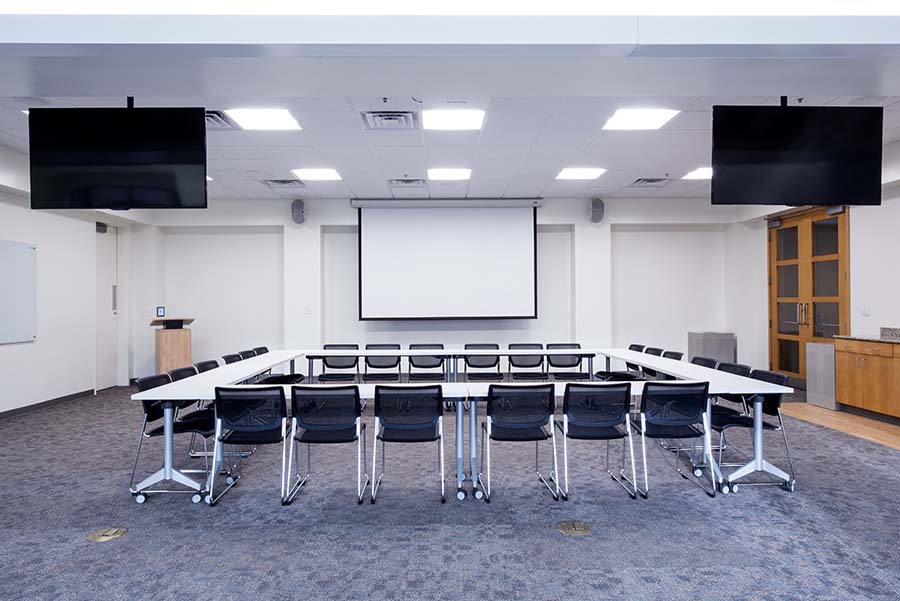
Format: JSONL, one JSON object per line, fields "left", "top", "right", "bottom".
{"left": 357, "top": 498, "right": 364, "bottom": 505}
{"left": 474, "top": 488, "right": 484, "bottom": 500}
{"left": 204, "top": 494, "right": 214, "bottom": 506}
{"left": 718, "top": 482, "right": 731, "bottom": 495}
{"left": 693, "top": 468, "right": 703, "bottom": 478}
{"left": 370, "top": 498, "right": 376, "bottom": 504}
{"left": 225, "top": 475, "right": 235, "bottom": 486}
{"left": 456, "top": 488, "right": 467, "bottom": 501}
{"left": 191, "top": 493, "right": 202, "bottom": 504}
{"left": 782, "top": 479, "right": 795, "bottom": 492}
{"left": 441, "top": 496, "right": 446, "bottom": 504}
{"left": 134, "top": 493, "right": 146, "bottom": 504}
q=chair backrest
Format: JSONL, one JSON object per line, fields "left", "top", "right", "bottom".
{"left": 626, "top": 344, "right": 646, "bottom": 370}
{"left": 222, "top": 354, "right": 242, "bottom": 364}
{"left": 374, "top": 385, "right": 443, "bottom": 429}
{"left": 252, "top": 346, "right": 269, "bottom": 355}
{"left": 546, "top": 343, "right": 582, "bottom": 369}
{"left": 690, "top": 356, "right": 718, "bottom": 369}
{"left": 238, "top": 350, "right": 257, "bottom": 361}
{"left": 509, "top": 343, "right": 544, "bottom": 369}
{"left": 563, "top": 382, "right": 631, "bottom": 428}
{"left": 322, "top": 344, "right": 359, "bottom": 370}
{"left": 662, "top": 351, "right": 684, "bottom": 361}
{"left": 213, "top": 387, "right": 286, "bottom": 433}
{"left": 486, "top": 384, "right": 555, "bottom": 429}
{"left": 409, "top": 343, "right": 445, "bottom": 369}
{"left": 168, "top": 366, "right": 197, "bottom": 382}
{"left": 135, "top": 373, "right": 172, "bottom": 422}
{"left": 291, "top": 385, "right": 361, "bottom": 431}
{"left": 365, "top": 343, "right": 401, "bottom": 370}
{"left": 717, "top": 362, "right": 752, "bottom": 377}
{"left": 644, "top": 347, "right": 664, "bottom": 356}
{"left": 640, "top": 381, "right": 710, "bottom": 426}
{"left": 195, "top": 360, "right": 220, "bottom": 373}
{"left": 749, "top": 369, "right": 789, "bottom": 416}
{"left": 464, "top": 343, "right": 500, "bottom": 369}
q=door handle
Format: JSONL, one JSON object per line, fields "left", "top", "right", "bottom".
{"left": 796, "top": 303, "right": 801, "bottom": 326}
{"left": 805, "top": 303, "right": 810, "bottom": 326}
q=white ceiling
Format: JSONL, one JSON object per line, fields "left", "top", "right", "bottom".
{"left": 3, "top": 94, "right": 900, "bottom": 201}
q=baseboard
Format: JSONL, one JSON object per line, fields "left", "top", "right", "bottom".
{"left": 0, "top": 389, "right": 93, "bottom": 420}
{"left": 841, "top": 405, "right": 900, "bottom": 427}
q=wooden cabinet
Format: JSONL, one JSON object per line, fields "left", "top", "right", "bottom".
{"left": 835, "top": 339, "right": 900, "bottom": 417}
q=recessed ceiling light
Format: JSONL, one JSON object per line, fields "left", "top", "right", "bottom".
{"left": 224, "top": 108, "right": 301, "bottom": 131}
{"left": 682, "top": 167, "right": 713, "bottom": 180}
{"left": 603, "top": 108, "right": 680, "bottom": 130}
{"left": 422, "top": 109, "right": 485, "bottom": 130}
{"left": 21, "top": 109, "right": 29, "bottom": 115}
{"left": 206, "top": 175, "right": 213, "bottom": 182}
{"left": 291, "top": 168, "right": 341, "bottom": 181}
{"left": 556, "top": 167, "right": 607, "bottom": 180}
{"left": 427, "top": 168, "right": 471, "bottom": 181}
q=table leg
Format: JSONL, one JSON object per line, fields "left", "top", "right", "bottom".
{"left": 727, "top": 398, "right": 790, "bottom": 484}
{"left": 606, "top": 356, "right": 611, "bottom": 371}
{"left": 290, "top": 359, "right": 295, "bottom": 375}
{"left": 455, "top": 398, "right": 465, "bottom": 491}
{"left": 469, "top": 397, "right": 479, "bottom": 495}
{"left": 308, "top": 357, "right": 314, "bottom": 383}
{"left": 133, "top": 404, "right": 201, "bottom": 493}
{"left": 588, "top": 356, "right": 594, "bottom": 381}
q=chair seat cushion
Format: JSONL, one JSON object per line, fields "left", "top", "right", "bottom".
{"left": 408, "top": 372, "right": 446, "bottom": 381}
{"left": 711, "top": 404, "right": 743, "bottom": 417}
{"left": 594, "top": 371, "right": 642, "bottom": 382}
{"left": 558, "top": 421, "right": 626, "bottom": 440}
{"left": 467, "top": 372, "right": 505, "bottom": 381}
{"left": 484, "top": 422, "right": 550, "bottom": 441}
{"left": 147, "top": 418, "right": 215, "bottom": 439}
{"left": 362, "top": 373, "right": 400, "bottom": 382}
{"left": 297, "top": 425, "right": 360, "bottom": 444}
{"left": 378, "top": 424, "right": 439, "bottom": 443}
{"left": 178, "top": 408, "right": 214, "bottom": 423}
{"left": 317, "top": 373, "right": 356, "bottom": 382}
{"left": 511, "top": 372, "right": 549, "bottom": 381}
{"left": 222, "top": 428, "right": 285, "bottom": 445}
{"left": 710, "top": 413, "right": 779, "bottom": 432}
{"left": 632, "top": 420, "right": 703, "bottom": 439}
{"left": 552, "top": 372, "right": 590, "bottom": 381}
{"left": 257, "top": 374, "right": 306, "bottom": 385}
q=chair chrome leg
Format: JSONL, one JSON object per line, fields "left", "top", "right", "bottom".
{"left": 561, "top": 416, "right": 569, "bottom": 499}
{"left": 778, "top": 411, "right": 796, "bottom": 481}
{"left": 476, "top": 417, "right": 492, "bottom": 503}
{"left": 129, "top": 418, "right": 148, "bottom": 493}
{"left": 549, "top": 416, "right": 560, "bottom": 501}
{"left": 438, "top": 416, "right": 446, "bottom": 503}
{"left": 370, "top": 418, "right": 384, "bottom": 503}
{"left": 357, "top": 419, "right": 370, "bottom": 504}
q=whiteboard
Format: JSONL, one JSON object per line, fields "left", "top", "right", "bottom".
{"left": 0, "top": 239, "right": 37, "bottom": 344}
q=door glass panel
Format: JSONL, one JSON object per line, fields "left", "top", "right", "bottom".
{"left": 812, "top": 217, "right": 839, "bottom": 256}
{"left": 813, "top": 260, "right": 839, "bottom": 297}
{"left": 777, "top": 303, "right": 800, "bottom": 335}
{"left": 814, "top": 302, "right": 840, "bottom": 338}
{"left": 777, "top": 339, "right": 800, "bottom": 373}
{"left": 777, "top": 264, "right": 799, "bottom": 297}
{"left": 777, "top": 227, "right": 798, "bottom": 260}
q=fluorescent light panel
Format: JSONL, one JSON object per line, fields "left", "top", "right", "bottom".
{"left": 603, "top": 108, "right": 680, "bottom": 130}
{"left": 427, "top": 168, "right": 471, "bottom": 180}
{"left": 556, "top": 167, "right": 606, "bottom": 180}
{"left": 682, "top": 167, "right": 713, "bottom": 180}
{"left": 225, "top": 108, "right": 301, "bottom": 131}
{"left": 292, "top": 168, "right": 341, "bottom": 181}
{"left": 422, "top": 109, "right": 485, "bottom": 130}
{"left": 206, "top": 175, "right": 213, "bottom": 182}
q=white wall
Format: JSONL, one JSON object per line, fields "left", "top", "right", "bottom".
{"left": 0, "top": 194, "right": 95, "bottom": 412}
{"left": 849, "top": 192, "right": 900, "bottom": 337}
{"left": 724, "top": 219, "right": 770, "bottom": 368}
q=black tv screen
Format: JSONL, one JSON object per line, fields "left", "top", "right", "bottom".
{"left": 711, "top": 105, "right": 882, "bottom": 206}
{"left": 29, "top": 107, "right": 207, "bottom": 209}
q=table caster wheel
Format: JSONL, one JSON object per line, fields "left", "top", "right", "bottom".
{"left": 719, "top": 483, "right": 730, "bottom": 495}
{"left": 204, "top": 495, "right": 212, "bottom": 505}
{"left": 782, "top": 479, "right": 795, "bottom": 492}
{"left": 693, "top": 468, "right": 703, "bottom": 478}
{"left": 474, "top": 488, "right": 484, "bottom": 500}
{"left": 456, "top": 488, "right": 467, "bottom": 501}
{"left": 191, "top": 493, "right": 202, "bottom": 504}
{"left": 134, "top": 493, "right": 146, "bottom": 504}
{"left": 225, "top": 475, "right": 235, "bottom": 486}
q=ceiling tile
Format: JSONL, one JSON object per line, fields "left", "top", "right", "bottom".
{"left": 295, "top": 111, "right": 362, "bottom": 132}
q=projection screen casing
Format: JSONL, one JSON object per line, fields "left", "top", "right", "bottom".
{"left": 358, "top": 207, "right": 537, "bottom": 320}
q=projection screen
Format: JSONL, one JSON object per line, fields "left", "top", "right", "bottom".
{"left": 358, "top": 207, "right": 537, "bottom": 320}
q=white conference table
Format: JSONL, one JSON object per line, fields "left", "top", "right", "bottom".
{"left": 130, "top": 350, "right": 305, "bottom": 497}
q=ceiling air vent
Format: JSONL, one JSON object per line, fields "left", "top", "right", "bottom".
{"left": 263, "top": 179, "right": 305, "bottom": 190}
{"left": 388, "top": 178, "right": 428, "bottom": 188}
{"left": 205, "top": 110, "right": 237, "bottom": 130}
{"left": 628, "top": 177, "right": 673, "bottom": 188}
{"left": 361, "top": 111, "right": 419, "bottom": 130}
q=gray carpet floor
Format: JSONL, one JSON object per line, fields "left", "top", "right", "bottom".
{"left": 0, "top": 386, "right": 898, "bottom": 601}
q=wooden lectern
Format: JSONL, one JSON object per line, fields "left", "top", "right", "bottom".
{"left": 150, "top": 317, "right": 194, "bottom": 374}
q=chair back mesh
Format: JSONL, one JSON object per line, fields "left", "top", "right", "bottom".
{"left": 409, "top": 344, "right": 444, "bottom": 369}
{"left": 323, "top": 344, "right": 359, "bottom": 370}
{"left": 214, "top": 387, "right": 286, "bottom": 433}
{"left": 749, "top": 369, "right": 789, "bottom": 416}
{"left": 365, "top": 343, "right": 401, "bottom": 370}
{"left": 563, "top": 383, "right": 631, "bottom": 428}
{"left": 487, "top": 384, "right": 555, "bottom": 429}
{"left": 662, "top": 351, "right": 684, "bottom": 361}
{"left": 464, "top": 343, "right": 500, "bottom": 369}
{"left": 717, "top": 362, "right": 751, "bottom": 377}
{"left": 252, "top": 346, "right": 269, "bottom": 355}
{"left": 509, "top": 343, "right": 544, "bottom": 369}
{"left": 136, "top": 374, "right": 172, "bottom": 422}
{"left": 292, "top": 386, "right": 361, "bottom": 431}
{"left": 626, "top": 344, "right": 645, "bottom": 371}
{"left": 222, "top": 354, "right": 242, "bottom": 364}
{"left": 644, "top": 347, "right": 664, "bottom": 356}
{"left": 238, "top": 350, "right": 257, "bottom": 360}
{"left": 168, "top": 366, "right": 197, "bottom": 382}
{"left": 640, "top": 382, "right": 709, "bottom": 427}
{"left": 374, "top": 385, "right": 443, "bottom": 430}
{"left": 547, "top": 343, "right": 582, "bottom": 369}
{"left": 690, "top": 356, "right": 718, "bottom": 369}
{"left": 195, "top": 360, "right": 219, "bottom": 373}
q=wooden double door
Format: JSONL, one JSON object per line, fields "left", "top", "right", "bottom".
{"left": 768, "top": 207, "right": 850, "bottom": 381}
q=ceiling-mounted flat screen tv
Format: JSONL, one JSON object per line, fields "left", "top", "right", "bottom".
{"left": 711, "top": 105, "right": 882, "bottom": 206}
{"left": 29, "top": 107, "right": 207, "bottom": 209}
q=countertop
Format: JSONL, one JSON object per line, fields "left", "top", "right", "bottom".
{"left": 834, "top": 335, "right": 900, "bottom": 344}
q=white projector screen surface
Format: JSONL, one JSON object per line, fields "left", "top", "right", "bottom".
{"left": 359, "top": 207, "right": 537, "bottom": 319}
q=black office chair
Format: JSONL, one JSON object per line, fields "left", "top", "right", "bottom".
{"left": 318, "top": 344, "right": 359, "bottom": 383}
{"left": 222, "top": 354, "right": 242, "bottom": 365}
{"left": 206, "top": 386, "right": 289, "bottom": 506}
{"left": 661, "top": 351, "right": 684, "bottom": 380}
{"left": 595, "top": 343, "right": 645, "bottom": 381}
{"left": 547, "top": 343, "right": 590, "bottom": 381}
{"left": 464, "top": 343, "right": 504, "bottom": 381}
{"left": 478, "top": 384, "right": 559, "bottom": 502}
{"left": 632, "top": 381, "right": 715, "bottom": 498}
{"left": 169, "top": 366, "right": 197, "bottom": 382}
{"left": 556, "top": 382, "right": 637, "bottom": 500}
{"left": 690, "top": 356, "right": 718, "bottom": 369}
{"left": 641, "top": 347, "right": 665, "bottom": 379}
{"left": 508, "top": 343, "right": 547, "bottom": 381}
{"left": 715, "top": 362, "right": 753, "bottom": 416}
{"left": 129, "top": 374, "right": 215, "bottom": 504}
{"left": 371, "top": 385, "right": 445, "bottom": 503}
{"left": 195, "top": 360, "right": 220, "bottom": 373}
{"left": 363, "top": 344, "right": 401, "bottom": 382}
{"left": 710, "top": 370, "right": 796, "bottom": 492}
{"left": 238, "top": 349, "right": 257, "bottom": 361}
{"left": 285, "top": 386, "right": 368, "bottom": 505}
{"left": 253, "top": 346, "right": 269, "bottom": 355}
{"left": 408, "top": 344, "right": 447, "bottom": 382}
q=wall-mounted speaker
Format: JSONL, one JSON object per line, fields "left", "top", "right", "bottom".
{"left": 589, "top": 198, "right": 604, "bottom": 224}
{"left": 291, "top": 199, "right": 306, "bottom": 225}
